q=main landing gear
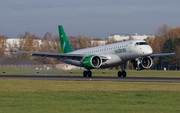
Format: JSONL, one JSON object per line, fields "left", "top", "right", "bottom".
{"left": 117, "top": 70, "right": 126, "bottom": 77}
{"left": 83, "top": 68, "right": 126, "bottom": 77}
{"left": 83, "top": 70, "right": 92, "bottom": 77}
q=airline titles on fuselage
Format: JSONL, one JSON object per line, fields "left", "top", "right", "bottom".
{"left": 79, "top": 44, "right": 128, "bottom": 55}
{"left": 115, "top": 48, "right": 126, "bottom": 54}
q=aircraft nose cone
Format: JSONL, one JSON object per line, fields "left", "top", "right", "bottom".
{"left": 145, "top": 46, "right": 153, "bottom": 55}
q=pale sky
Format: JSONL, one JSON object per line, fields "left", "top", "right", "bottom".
{"left": 0, "top": 0, "right": 179, "bottom": 38}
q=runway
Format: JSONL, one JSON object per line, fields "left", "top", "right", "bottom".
{"left": 0, "top": 75, "right": 180, "bottom": 82}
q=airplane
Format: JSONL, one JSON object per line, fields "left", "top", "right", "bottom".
{"left": 13, "top": 25, "right": 175, "bottom": 77}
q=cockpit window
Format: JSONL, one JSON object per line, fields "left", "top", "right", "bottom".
{"left": 135, "top": 42, "right": 148, "bottom": 46}
{"left": 139, "top": 42, "right": 148, "bottom": 45}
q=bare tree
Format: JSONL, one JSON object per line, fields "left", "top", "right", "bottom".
{"left": 39, "top": 32, "right": 61, "bottom": 64}
{"left": 17, "top": 32, "right": 41, "bottom": 60}
{"left": 155, "top": 24, "right": 171, "bottom": 37}
{"left": 68, "top": 36, "right": 78, "bottom": 50}
{"left": 76, "top": 35, "right": 91, "bottom": 49}
{"left": 7, "top": 39, "right": 20, "bottom": 58}
{"left": 106, "top": 37, "right": 118, "bottom": 44}
{"left": 0, "top": 36, "right": 8, "bottom": 56}
{"left": 91, "top": 38, "right": 102, "bottom": 47}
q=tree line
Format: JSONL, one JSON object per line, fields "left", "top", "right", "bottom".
{"left": 146, "top": 24, "right": 180, "bottom": 70}
{"left": 0, "top": 24, "right": 180, "bottom": 70}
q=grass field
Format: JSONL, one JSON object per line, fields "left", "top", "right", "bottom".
{"left": 0, "top": 79, "right": 180, "bottom": 113}
{"left": 0, "top": 69, "right": 180, "bottom": 77}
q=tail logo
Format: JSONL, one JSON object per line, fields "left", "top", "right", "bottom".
{"left": 63, "top": 42, "right": 66, "bottom": 51}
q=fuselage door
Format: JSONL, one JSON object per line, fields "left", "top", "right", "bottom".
{"left": 127, "top": 41, "right": 135, "bottom": 59}
{"left": 128, "top": 42, "right": 133, "bottom": 53}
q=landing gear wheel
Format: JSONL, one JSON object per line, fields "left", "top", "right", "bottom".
{"left": 118, "top": 71, "right": 122, "bottom": 77}
{"left": 83, "top": 70, "right": 92, "bottom": 77}
{"left": 122, "top": 70, "right": 126, "bottom": 77}
{"left": 87, "top": 71, "right": 92, "bottom": 77}
{"left": 117, "top": 70, "right": 127, "bottom": 77}
{"left": 83, "top": 71, "right": 88, "bottom": 77}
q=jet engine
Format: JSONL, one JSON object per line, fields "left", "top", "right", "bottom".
{"left": 132, "top": 56, "right": 153, "bottom": 70}
{"left": 82, "top": 55, "right": 102, "bottom": 69}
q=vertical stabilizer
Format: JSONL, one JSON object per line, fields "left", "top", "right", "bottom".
{"left": 58, "top": 25, "right": 73, "bottom": 53}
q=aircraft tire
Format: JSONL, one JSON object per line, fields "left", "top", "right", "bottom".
{"left": 88, "top": 71, "right": 92, "bottom": 77}
{"left": 118, "top": 71, "right": 122, "bottom": 77}
{"left": 83, "top": 71, "right": 88, "bottom": 77}
{"left": 122, "top": 70, "right": 126, "bottom": 77}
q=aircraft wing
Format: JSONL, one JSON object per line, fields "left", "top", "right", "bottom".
{"left": 11, "top": 50, "right": 84, "bottom": 61}
{"left": 10, "top": 50, "right": 110, "bottom": 61}
{"left": 150, "top": 53, "right": 175, "bottom": 58}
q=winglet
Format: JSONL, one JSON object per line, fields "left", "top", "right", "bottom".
{"left": 58, "top": 25, "right": 73, "bottom": 53}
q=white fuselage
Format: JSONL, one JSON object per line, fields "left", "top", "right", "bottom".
{"left": 67, "top": 40, "right": 153, "bottom": 68}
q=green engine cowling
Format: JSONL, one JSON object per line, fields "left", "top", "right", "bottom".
{"left": 132, "top": 56, "right": 153, "bottom": 71}
{"left": 82, "top": 55, "right": 102, "bottom": 69}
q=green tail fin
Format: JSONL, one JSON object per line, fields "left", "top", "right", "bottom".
{"left": 58, "top": 25, "right": 73, "bottom": 53}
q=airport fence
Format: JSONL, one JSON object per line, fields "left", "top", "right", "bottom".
{"left": 0, "top": 64, "right": 54, "bottom": 70}
{"left": 0, "top": 64, "right": 81, "bottom": 70}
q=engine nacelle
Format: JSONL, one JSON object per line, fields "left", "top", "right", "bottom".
{"left": 82, "top": 55, "right": 102, "bottom": 69}
{"left": 132, "top": 56, "right": 153, "bottom": 70}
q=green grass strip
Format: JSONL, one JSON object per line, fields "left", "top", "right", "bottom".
{"left": 0, "top": 80, "right": 180, "bottom": 113}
